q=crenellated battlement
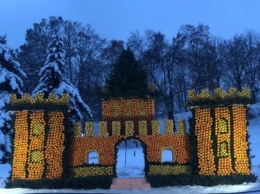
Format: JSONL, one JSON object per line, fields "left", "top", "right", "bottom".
{"left": 69, "top": 118, "right": 191, "bottom": 173}
{"left": 72, "top": 119, "right": 188, "bottom": 138}
{"left": 8, "top": 93, "right": 70, "bottom": 111}
{"left": 188, "top": 87, "right": 251, "bottom": 107}
{"left": 9, "top": 88, "right": 255, "bottom": 187}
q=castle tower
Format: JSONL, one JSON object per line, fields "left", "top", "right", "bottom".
{"left": 10, "top": 94, "right": 69, "bottom": 181}
{"left": 189, "top": 88, "right": 252, "bottom": 177}
{"left": 102, "top": 98, "right": 155, "bottom": 135}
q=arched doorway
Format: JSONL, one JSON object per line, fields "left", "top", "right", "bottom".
{"left": 116, "top": 138, "right": 145, "bottom": 178}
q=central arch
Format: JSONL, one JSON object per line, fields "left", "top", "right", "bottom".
{"left": 115, "top": 138, "right": 146, "bottom": 178}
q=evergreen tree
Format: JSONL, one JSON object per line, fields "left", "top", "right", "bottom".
{"left": 32, "top": 36, "right": 92, "bottom": 122}
{"left": 0, "top": 35, "right": 26, "bottom": 163}
{"left": 104, "top": 48, "right": 150, "bottom": 98}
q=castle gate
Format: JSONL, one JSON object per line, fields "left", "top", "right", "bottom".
{"left": 116, "top": 138, "right": 146, "bottom": 178}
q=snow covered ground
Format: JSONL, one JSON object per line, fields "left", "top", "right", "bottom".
{"left": 116, "top": 139, "right": 145, "bottom": 178}
{"left": 0, "top": 110, "right": 259, "bottom": 194}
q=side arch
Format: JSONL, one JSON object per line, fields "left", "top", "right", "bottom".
{"left": 161, "top": 149, "right": 174, "bottom": 163}
{"left": 86, "top": 151, "right": 99, "bottom": 164}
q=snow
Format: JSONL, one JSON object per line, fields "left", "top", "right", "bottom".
{"left": 0, "top": 130, "right": 4, "bottom": 145}
{"left": 0, "top": 93, "right": 11, "bottom": 161}
{"left": 248, "top": 117, "right": 260, "bottom": 167}
{"left": 4, "top": 134, "right": 11, "bottom": 153}
{"left": 0, "top": 67, "right": 24, "bottom": 94}
{"left": 32, "top": 37, "right": 92, "bottom": 120}
{"left": 4, "top": 51, "right": 11, "bottom": 61}
{"left": 52, "top": 80, "right": 92, "bottom": 119}
{"left": 0, "top": 41, "right": 26, "bottom": 164}
{"left": 116, "top": 139, "right": 145, "bottom": 178}
{"left": 0, "top": 109, "right": 259, "bottom": 193}
{"left": 0, "top": 163, "right": 11, "bottom": 188}
{"left": 0, "top": 42, "right": 26, "bottom": 93}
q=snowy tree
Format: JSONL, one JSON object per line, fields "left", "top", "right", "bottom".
{"left": 32, "top": 36, "right": 92, "bottom": 122}
{"left": 0, "top": 35, "right": 26, "bottom": 163}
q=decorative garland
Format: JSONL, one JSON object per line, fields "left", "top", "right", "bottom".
{"left": 232, "top": 105, "right": 251, "bottom": 175}
{"left": 148, "top": 164, "right": 192, "bottom": 175}
{"left": 11, "top": 111, "right": 29, "bottom": 180}
{"left": 193, "top": 107, "right": 216, "bottom": 175}
{"left": 27, "top": 111, "right": 45, "bottom": 180}
{"left": 71, "top": 165, "right": 114, "bottom": 177}
{"left": 45, "top": 111, "right": 65, "bottom": 179}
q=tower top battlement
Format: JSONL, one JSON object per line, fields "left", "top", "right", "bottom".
{"left": 9, "top": 93, "right": 69, "bottom": 111}
{"left": 188, "top": 87, "right": 251, "bottom": 107}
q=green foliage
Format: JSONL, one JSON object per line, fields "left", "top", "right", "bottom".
{"left": 188, "top": 115, "right": 199, "bottom": 174}
{"left": 6, "top": 176, "right": 113, "bottom": 189}
{"left": 147, "top": 174, "right": 257, "bottom": 187}
{"left": 102, "top": 49, "right": 154, "bottom": 99}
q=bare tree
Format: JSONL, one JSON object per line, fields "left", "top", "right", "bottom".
{"left": 225, "top": 35, "right": 248, "bottom": 91}
{"left": 177, "top": 24, "right": 214, "bottom": 92}
{"left": 74, "top": 25, "right": 106, "bottom": 119}
{"left": 244, "top": 30, "right": 260, "bottom": 99}
{"left": 128, "top": 30, "right": 187, "bottom": 117}
{"left": 63, "top": 20, "right": 81, "bottom": 84}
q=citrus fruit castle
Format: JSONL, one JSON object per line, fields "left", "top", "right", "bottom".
{"left": 7, "top": 86, "right": 257, "bottom": 188}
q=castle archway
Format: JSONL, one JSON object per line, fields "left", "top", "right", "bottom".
{"left": 116, "top": 138, "right": 146, "bottom": 178}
